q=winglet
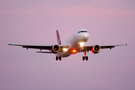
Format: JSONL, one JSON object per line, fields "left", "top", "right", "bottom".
{"left": 56, "top": 30, "right": 61, "bottom": 45}
{"left": 8, "top": 43, "right": 13, "bottom": 46}
{"left": 9, "top": 43, "right": 13, "bottom": 45}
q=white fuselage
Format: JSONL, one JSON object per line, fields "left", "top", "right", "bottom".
{"left": 57, "top": 29, "right": 89, "bottom": 57}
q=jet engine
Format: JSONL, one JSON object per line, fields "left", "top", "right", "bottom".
{"left": 51, "top": 45, "right": 60, "bottom": 53}
{"left": 91, "top": 45, "right": 101, "bottom": 54}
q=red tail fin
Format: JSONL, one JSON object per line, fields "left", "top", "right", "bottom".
{"left": 56, "top": 30, "right": 61, "bottom": 45}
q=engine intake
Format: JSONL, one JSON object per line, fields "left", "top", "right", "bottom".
{"left": 91, "top": 45, "right": 101, "bottom": 54}
{"left": 51, "top": 45, "right": 60, "bottom": 53}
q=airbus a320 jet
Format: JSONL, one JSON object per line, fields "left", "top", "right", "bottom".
{"left": 9, "top": 29, "right": 127, "bottom": 61}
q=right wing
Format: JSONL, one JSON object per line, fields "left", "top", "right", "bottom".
{"left": 9, "top": 43, "right": 68, "bottom": 51}
{"left": 9, "top": 43, "right": 52, "bottom": 50}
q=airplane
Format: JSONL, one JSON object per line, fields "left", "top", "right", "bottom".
{"left": 9, "top": 29, "right": 127, "bottom": 61}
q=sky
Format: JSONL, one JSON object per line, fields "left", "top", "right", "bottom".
{"left": 0, "top": 0, "right": 135, "bottom": 90}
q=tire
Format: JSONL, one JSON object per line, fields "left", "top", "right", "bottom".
{"left": 59, "top": 56, "right": 61, "bottom": 61}
{"left": 86, "top": 56, "right": 88, "bottom": 60}
{"left": 82, "top": 56, "right": 85, "bottom": 60}
{"left": 56, "top": 57, "right": 58, "bottom": 60}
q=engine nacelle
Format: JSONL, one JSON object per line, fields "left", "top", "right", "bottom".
{"left": 91, "top": 45, "right": 101, "bottom": 54}
{"left": 51, "top": 45, "right": 60, "bottom": 53}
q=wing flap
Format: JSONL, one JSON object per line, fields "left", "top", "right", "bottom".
{"left": 9, "top": 43, "right": 52, "bottom": 50}
{"left": 22, "top": 45, "right": 52, "bottom": 50}
{"left": 9, "top": 43, "right": 68, "bottom": 51}
{"left": 37, "top": 51, "right": 53, "bottom": 53}
{"left": 100, "top": 44, "right": 127, "bottom": 49}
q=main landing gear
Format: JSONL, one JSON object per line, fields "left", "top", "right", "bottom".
{"left": 56, "top": 56, "right": 61, "bottom": 61}
{"left": 82, "top": 51, "right": 88, "bottom": 61}
{"left": 82, "top": 56, "right": 88, "bottom": 60}
{"left": 56, "top": 52, "right": 62, "bottom": 61}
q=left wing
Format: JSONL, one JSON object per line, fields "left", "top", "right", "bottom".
{"left": 82, "top": 44, "right": 127, "bottom": 51}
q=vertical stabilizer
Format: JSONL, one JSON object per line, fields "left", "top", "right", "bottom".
{"left": 56, "top": 30, "right": 61, "bottom": 45}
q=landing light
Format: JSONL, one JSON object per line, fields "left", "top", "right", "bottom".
{"left": 63, "top": 48, "right": 68, "bottom": 52}
{"left": 79, "top": 42, "right": 85, "bottom": 47}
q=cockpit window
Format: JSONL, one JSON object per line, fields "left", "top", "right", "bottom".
{"left": 78, "top": 31, "right": 87, "bottom": 33}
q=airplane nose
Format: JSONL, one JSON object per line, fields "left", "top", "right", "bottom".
{"left": 79, "top": 33, "right": 89, "bottom": 42}
{"left": 83, "top": 33, "right": 89, "bottom": 41}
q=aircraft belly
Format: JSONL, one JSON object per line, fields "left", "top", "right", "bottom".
{"left": 60, "top": 52, "right": 70, "bottom": 57}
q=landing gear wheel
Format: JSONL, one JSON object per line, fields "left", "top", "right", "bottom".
{"left": 82, "top": 56, "right": 85, "bottom": 61}
{"left": 59, "top": 56, "right": 61, "bottom": 61}
{"left": 56, "top": 57, "right": 58, "bottom": 61}
{"left": 86, "top": 56, "right": 88, "bottom": 61}
{"left": 56, "top": 56, "right": 62, "bottom": 61}
{"left": 82, "top": 51, "right": 88, "bottom": 61}
{"left": 82, "top": 56, "right": 88, "bottom": 61}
